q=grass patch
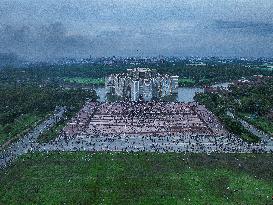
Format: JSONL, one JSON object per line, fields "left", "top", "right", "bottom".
{"left": 240, "top": 113, "right": 273, "bottom": 136}
{"left": 256, "top": 66, "right": 273, "bottom": 71}
{"left": 37, "top": 120, "right": 66, "bottom": 143}
{"left": 219, "top": 114, "right": 260, "bottom": 143}
{"left": 38, "top": 110, "right": 79, "bottom": 143}
{"left": 0, "top": 113, "right": 44, "bottom": 147}
{"left": 64, "top": 77, "right": 105, "bottom": 85}
{"left": 0, "top": 153, "right": 272, "bottom": 205}
{"left": 178, "top": 78, "right": 196, "bottom": 86}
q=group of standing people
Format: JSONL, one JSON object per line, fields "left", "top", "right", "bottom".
{"left": 41, "top": 101, "right": 271, "bottom": 153}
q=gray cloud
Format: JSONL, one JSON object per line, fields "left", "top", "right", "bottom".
{"left": 0, "top": 0, "right": 273, "bottom": 59}
{"left": 0, "top": 22, "right": 96, "bottom": 60}
{"left": 213, "top": 20, "right": 273, "bottom": 35}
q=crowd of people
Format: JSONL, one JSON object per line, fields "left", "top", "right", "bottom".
{"left": 38, "top": 133, "right": 269, "bottom": 153}
{"left": 41, "top": 101, "right": 272, "bottom": 153}
{"left": 62, "top": 101, "right": 225, "bottom": 139}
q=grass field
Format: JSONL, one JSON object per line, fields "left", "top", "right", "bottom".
{"left": 0, "top": 113, "right": 44, "bottom": 147}
{"left": 256, "top": 66, "right": 273, "bottom": 71}
{"left": 64, "top": 77, "right": 105, "bottom": 85}
{"left": 240, "top": 113, "right": 273, "bottom": 136}
{"left": 0, "top": 152, "right": 272, "bottom": 205}
{"left": 178, "top": 78, "right": 196, "bottom": 86}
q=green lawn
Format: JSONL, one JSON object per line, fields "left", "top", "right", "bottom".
{"left": 240, "top": 113, "right": 273, "bottom": 136}
{"left": 0, "top": 113, "right": 44, "bottom": 147}
{"left": 64, "top": 77, "right": 105, "bottom": 85}
{"left": 178, "top": 78, "right": 196, "bottom": 86}
{"left": 256, "top": 66, "right": 273, "bottom": 71}
{"left": 0, "top": 152, "right": 272, "bottom": 205}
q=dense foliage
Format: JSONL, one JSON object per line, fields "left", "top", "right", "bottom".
{"left": 64, "top": 77, "right": 105, "bottom": 86}
{"left": 0, "top": 85, "right": 98, "bottom": 146}
{"left": 0, "top": 85, "right": 97, "bottom": 125}
{"left": 1, "top": 60, "right": 272, "bottom": 87}
{"left": 230, "top": 82, "right": 273, "bottom": 115}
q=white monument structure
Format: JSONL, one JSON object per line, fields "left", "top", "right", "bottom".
{"left": 105, "top": 68, "right": 178, "bottom": 101}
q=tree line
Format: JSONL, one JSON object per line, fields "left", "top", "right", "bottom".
{"left": 1, "top": 60, "right": 272, "bottom": 87}
{"left": 0, "top": 85, "right": 98, "bottom": 125}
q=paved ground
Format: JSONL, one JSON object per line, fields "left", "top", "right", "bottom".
{"left": 0, "top": 107, "right": 66, "bottom": 168}
{"left": 239, "top": 119, "right": 272, "bottom": 141}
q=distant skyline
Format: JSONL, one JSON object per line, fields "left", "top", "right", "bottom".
{"left": 0, "top": 0, "right": 273, "bottom": 60}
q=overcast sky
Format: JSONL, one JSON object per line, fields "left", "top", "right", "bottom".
{"left": 0, "top": 0, "right": 273, "bottom": 60}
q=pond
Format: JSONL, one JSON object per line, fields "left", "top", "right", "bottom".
{"left": 95, "top": 87, "right": 107, "bottom": 102}
{"left": 177, "top": 87, "right": 204, "bottom": 102}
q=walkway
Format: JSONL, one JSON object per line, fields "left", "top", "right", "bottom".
{"left": 0, "top": 107, "right": 66, "bottom": 168}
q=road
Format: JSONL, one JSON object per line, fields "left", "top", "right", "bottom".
{"left": 227, "top": 111, "right": 273, "bottom": 151}
{"left": 0, "top": 107, "right": 66, "bottom": 168}
{"left": 238, "top": 119, "right": 273, "bottom": 151}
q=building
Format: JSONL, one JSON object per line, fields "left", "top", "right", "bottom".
{"left": 105, "top": 68, "right": 179, "bottom": 101}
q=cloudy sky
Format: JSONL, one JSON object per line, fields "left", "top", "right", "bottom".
{"left": 0, "top": 0, "right": 273, "bottom": 60}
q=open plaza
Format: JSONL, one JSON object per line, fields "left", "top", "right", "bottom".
{"left": 62, "top": 101, "right": 227, "bottom": 138}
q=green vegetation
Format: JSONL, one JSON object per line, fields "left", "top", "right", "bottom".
{"left": 0, "top": 114, "right": 44, "bottom": 146}
{"left": 195, "top": 93, "right": 259, "bottom": 142}
{"left": 37, "top": 120, "right": 66, "bottom": 143}
{"left": 37, "top": 109, "right": 79, "bottom": 143}
{"left": 256, "top": 65, "right": 273, "bottom": 71}
{"left": 0, "top": 152, "right": 272, "bottom": 205}
{"left": 64, "top": 77, "right": 105, "bottom": 85}
{"left": 195, "top": 78, "right": 273, "bottom": 141}
{"left": 157, "top": 62, "right": 273, "bottom": 86}
{"left": 178, "top": 78, "right": 196, "bottom": 86}
{"left": 0, "top": 85, "right": 98, "bottom": 147}
{"left": 239, "top": 113, "right": 273, "bottom": 136}
{"left": 1, "top": 60, "right": 273, "bottom": 87}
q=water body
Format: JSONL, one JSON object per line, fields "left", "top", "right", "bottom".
{"left": 95, "top": 87, "right": 106, "bottom": 102}
{"left": 177, "top": 87, "right": 204, "bottom": 102}
{"left": 95, "top": 87, "right": 204, "bottom": 103}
